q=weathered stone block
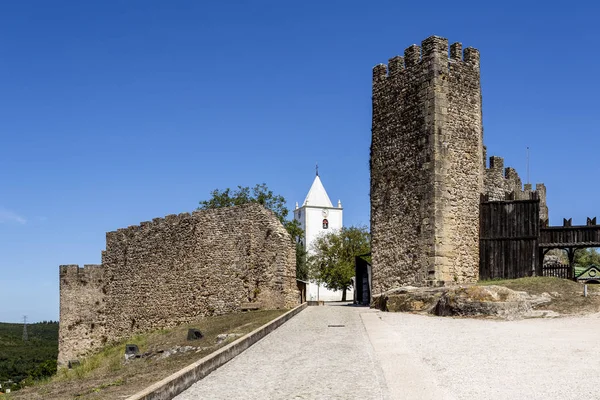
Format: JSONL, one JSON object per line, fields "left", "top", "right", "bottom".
{"left": 373, "top": 285, "right": 552, "bottom": 319}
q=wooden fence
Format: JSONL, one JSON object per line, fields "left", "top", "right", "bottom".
{"left": 542, "top": 264, "right": 570, "bottom": 279}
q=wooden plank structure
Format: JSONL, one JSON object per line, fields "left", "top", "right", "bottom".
{"left": 539, "top": 217, "right": 600, "bottom": 278}
{"left": 539, "top": 219, "right": 600, "bottom": 248}
{"left": 479, "top": 194, "right": 540, "bottom": 280}
{"left": 541, "top": 264, "right": 570, "bottom": 279}
{"left": 479, "top": 190, "right": 600, "bottom": 280}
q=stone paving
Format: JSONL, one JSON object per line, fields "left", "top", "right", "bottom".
{"left": 174, "top": 303, "right": 387, "bottom": 400}
{"left": 175, "top": 304, "right": 600, "bottom": 400}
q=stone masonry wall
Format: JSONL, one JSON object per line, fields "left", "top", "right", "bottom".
{"left": 370, "top": 36, "right": 483, "bottom": 294}
{"left": 58, "top": 204, "right": 298, "bottom": 366}
{"left": 484, "top": 155, "right": 549, "bottom": 222}
{"left": 442, "top": 40, "right": 484, "bottom": 284}
{"left": 58, "top": 264, "right": 106, "bottom": 366}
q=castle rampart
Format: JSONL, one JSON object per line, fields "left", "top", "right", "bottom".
{"left": 58, "top": 264, "right": 106, "bottom": 367}
{"left": 483, "top": 155, "right": 548, "bottom": 222}
{"left": 58, "top": 203, "right": 299, "bottom": 366}
{"left": 371, "top": 36, "right": 483, "bottom": 293}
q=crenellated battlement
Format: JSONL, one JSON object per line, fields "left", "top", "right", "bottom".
{"left": 371, "top": 35, "right": 484, "bottom": 290}
{"left": 58, "top": 264, "right": 106, "bottom": 367}
{"left": 404, "top": 44, "right": 421, "bottom": 67}
{"left": 107, "top": 211, "right": 198, "bottom": 242}
{"left": 59, "top": 264, "right": 104, "bottom": 283}
{"left": 450, "top": 42, "right": 462, "bottom": 60}
{"left": 483, "top": 155, "right": 549, "bottom": 222}
{"left": 372, "top": 35, "right": 480, "bottom": 85}
{"left": 59, "top": 203, "right": 299, "bottom": 366}
{"left": 371, "top": 34, "right": 553, "bottom": 291}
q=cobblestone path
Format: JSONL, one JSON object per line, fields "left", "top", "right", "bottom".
{"left": 174, "top": 304, "right": 388, "bottom": 400}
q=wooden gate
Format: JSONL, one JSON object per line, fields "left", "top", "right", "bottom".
{"left": 479, "top": 195, "right": 540, "bottom": 279}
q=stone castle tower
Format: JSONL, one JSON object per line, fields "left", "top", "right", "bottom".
{"left": 370, "top": 36, "right": 484, "bottom": 293}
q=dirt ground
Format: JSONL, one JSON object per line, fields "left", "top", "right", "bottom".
{"left": 10, "top": 309, "right": 287, "bottom": 400}
{"left": 478, "top": 276, "right": 600, "bottom": 315}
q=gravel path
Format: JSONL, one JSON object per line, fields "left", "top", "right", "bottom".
{"left": 375, "top": 311, "right": 600, "bottom": 400}
{"left": 175, "top": 305, "right": 600, "bottom": 399}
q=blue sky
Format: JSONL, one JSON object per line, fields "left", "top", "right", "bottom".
{"left": 1, "top": 1, "right": 599, "bottom": 322}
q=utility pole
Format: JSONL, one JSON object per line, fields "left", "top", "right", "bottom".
{"left": 526, "top": 146, "right": 530, "bottom": 185}
{"left": 22, "top": 315, "right": 28, "bottom": 342}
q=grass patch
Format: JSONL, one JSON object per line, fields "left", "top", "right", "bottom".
{"left": 12, "top": 309, "right": 288, "bottom": 400}
{"left": 478, "top": 277, "right": 600, "bottom": 315}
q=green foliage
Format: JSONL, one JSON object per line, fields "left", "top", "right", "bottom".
{"left": 198, "top": 183, "right": 303, "bottom": 241}
{"left": 0, "top": 321, "right": 58, "bottom": 390}
{"left": 283, "top": 218, "right": 303, "bottom": 243}
{"left": 574, "top": 248, "right": 600, "bottom": 269}
{"left": 199, "top": 183, "right": 288, "bottom": 223}
{"left": 308, "top": 226, "right": 370, "bottom": 293}
{"left": 295, "top": 242, "right": 308, "bottom": 281}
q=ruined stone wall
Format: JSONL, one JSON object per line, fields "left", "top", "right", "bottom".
{"left": 58, "top": 204, "right": 298, "bottom": 365}
{"left": 370, "top": 36, "right": 483, "bottom": 294}
{"left": 58, "top": 264, "right": 106, "bottom": 366}
{"left": 484, "top": 156, "right": 507, "bottom": 201}
{"left": 484, "top": 155, "right": 549, "bottom": 222}
{"left": 536, "top": 183, "right": 548, "bottom": 223}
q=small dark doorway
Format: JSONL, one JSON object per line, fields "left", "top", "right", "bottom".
{"left": 355, "top": 254, "right": 371, "bottom": 305}
{"left": 296, "top": 280, "right": 307, "bottom": 303}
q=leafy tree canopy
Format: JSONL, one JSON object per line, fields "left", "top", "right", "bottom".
{"left": 198, "top": 183, "right": 303, "bottom": 241}
{"left": 574, "top": 248, "right": 600, "bottom": 268}
{"left": 0, "top": 322, "right": 58, "bottom": 389}
{"left": 308, "top": 226, "right": 370, "bottom": 299}
{"left": 199, "top": 183, "right": 287, "bottom": 220}
{"left": 295, "top": 242, "right": 308, "bottom": 281}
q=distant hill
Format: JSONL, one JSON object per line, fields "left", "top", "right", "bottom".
{"left": 0, "top": 321, "right": 58, "bottom": 390}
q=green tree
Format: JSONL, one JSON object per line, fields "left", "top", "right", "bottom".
{"left": 308, "top": 226, "right": 370, "bottom": 301}
{"left": 574, "top": 248, "right": 600, "bottom": 269}
{"left": 198, "top": 183, "right": 303, "bottom": 241}
{"left": 295, "top": 242, "right": 308, "bottom": 281}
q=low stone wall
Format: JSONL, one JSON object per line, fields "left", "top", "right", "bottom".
{"left": 58, "top": 204, "right": 299, "bottom": 366}
{"left": 125, "top": 303, "right": 307, "bottom": 400}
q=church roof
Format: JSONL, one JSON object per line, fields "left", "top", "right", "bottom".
{"left": 303, "top": 175, "right": 333, "bottom": 208}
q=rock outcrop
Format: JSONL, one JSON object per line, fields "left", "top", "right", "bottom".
{"left": 373, "top": 285, "right": 552, "bottom": 319}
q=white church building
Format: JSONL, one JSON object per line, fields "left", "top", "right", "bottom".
{"left": 294, "top": 172, "right": 353, "bottom": 302}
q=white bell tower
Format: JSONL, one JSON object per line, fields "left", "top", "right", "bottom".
{"left": 294, "top": 169, "right": 350, "bottom": 301}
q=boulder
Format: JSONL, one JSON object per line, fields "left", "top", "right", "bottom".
{"left": 373, "top": 285, "right": 552, "bottom": 319}
{"left": 373, "top": 286, "right": 447, "bottom": 313}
